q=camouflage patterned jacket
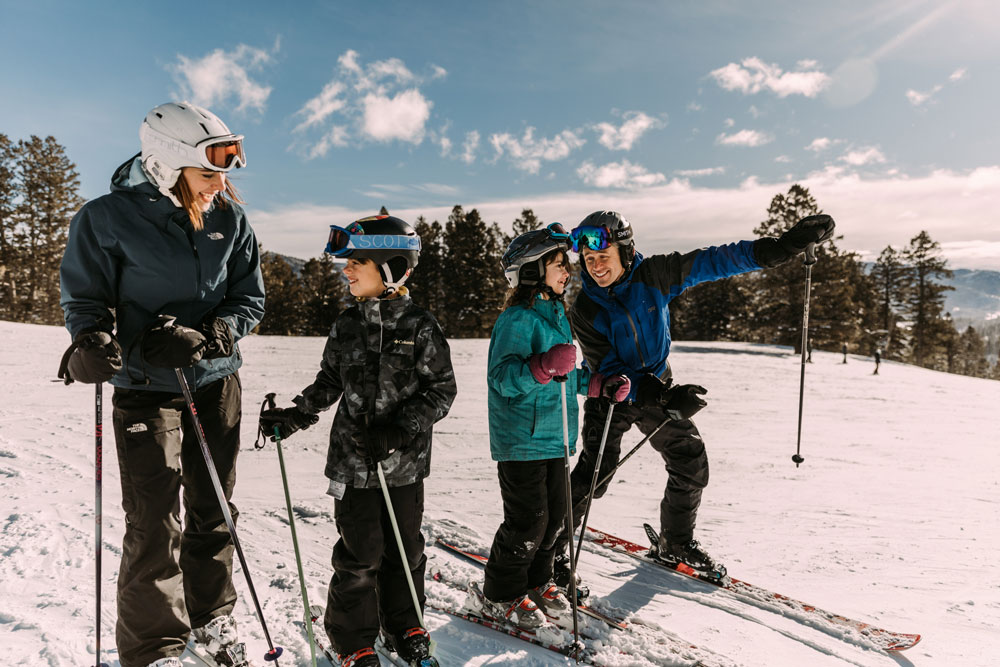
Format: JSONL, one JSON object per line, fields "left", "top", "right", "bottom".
{"left": 294, "top": 293, "right": 457, "bottom": 489}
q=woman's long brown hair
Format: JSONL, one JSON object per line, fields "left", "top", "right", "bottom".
{"left": 170, "top": 171, "right": 244, "bottom": 231}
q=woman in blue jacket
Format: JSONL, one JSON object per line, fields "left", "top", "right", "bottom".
{"left": 58, "top": 102, "right": 264, "bottom": 667}
{"left": 476, "top": 224, "right": 629, "bottom": 632}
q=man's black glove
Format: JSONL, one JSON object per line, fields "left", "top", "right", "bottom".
{"left": 57, "top": 330, "right": 123, "bottom": 385}
{"left": 199, "top": 316, "right": 235, "bottom": 359}
{"left": 356, "top": 423, "right": 411, "bottom": 468}
{"left": 753, "top": 214, "right": 836, "bottom": 268}
{"left": 661, "top": 383, "right": 708, "bottom": 421}
{"left": 142, "top": 315, "right": 207, "bottom": 368}
{"left": 259, "top": 406, "right": 319, "bottom": 441}
{"left": 636, "top": 373, "right": 671, "bottom": 408}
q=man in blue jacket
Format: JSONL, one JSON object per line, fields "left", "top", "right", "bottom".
{"left": 553, "top": 210, "right": 834, "bottom": 586}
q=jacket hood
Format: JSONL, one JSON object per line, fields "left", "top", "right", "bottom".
{"left": 110, "top": 153, "right": 163, "bottom": 199}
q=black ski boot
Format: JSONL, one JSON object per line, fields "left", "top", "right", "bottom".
{"left": 387, "top": 627, "right": 439, "bottom": 667}
{"left": 553, "top": 552, "right": 590, "bottom": 601}
{"left": 655, "top": 533, "right": 727, "bottom": 580}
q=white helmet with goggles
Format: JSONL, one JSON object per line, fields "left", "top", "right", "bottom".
{"left": 139, "top": 101, "right": 246, "bottom": 205}
{"left": 325, "top": 215, "right": 421, "bottom": 296}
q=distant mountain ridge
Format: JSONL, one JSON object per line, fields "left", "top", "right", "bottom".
{"left": 943, "top": 268, "right": 1000, "bottom": 324}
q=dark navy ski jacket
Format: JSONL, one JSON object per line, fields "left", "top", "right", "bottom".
{"left": 60, "top": 155, "right": 265, "bottom": 392}
{"left": 570, "top": 241, "right": 761, "bottom": 401}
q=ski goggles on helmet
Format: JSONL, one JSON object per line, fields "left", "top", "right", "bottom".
{"left": 198, "top": 135, "right": 246, "bottom": 170}
{"left": 570, "top": 225, "right": 613, "bottom": 252}
{"left": 325, "top": 221, "right": 421, "bottom": 257}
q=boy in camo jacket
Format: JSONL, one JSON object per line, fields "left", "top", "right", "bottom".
{"left": 260, "top": 215, "right": 456, "bottom": 667}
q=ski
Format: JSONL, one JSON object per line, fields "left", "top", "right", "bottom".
{"left": 586, "top": 524, "right": 921, "bottom": 652}
{"left": 308, "top": 606, "right": 439, "bottom": 667}
{"left": 434, "top": 538, "right": 629, "bottom": 631}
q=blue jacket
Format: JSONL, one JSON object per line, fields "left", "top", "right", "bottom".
{"left": 487, "top": 295, "right": 591, "bottom": 462}
{"left": 570, "top": 242, "right": 760, "bottom": 400}
{"left": 60, "top": 155, "right": 265, "bottom": 392}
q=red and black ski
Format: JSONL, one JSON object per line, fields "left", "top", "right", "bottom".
{"left": 586, "top": 524, "right": 921, "bottom": 652}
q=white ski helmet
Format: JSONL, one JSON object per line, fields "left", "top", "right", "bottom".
{"left": 139, "top": 101, "right": 245, "bottom": 205}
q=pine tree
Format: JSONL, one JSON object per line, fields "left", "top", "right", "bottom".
{"left": 300, "top": 253, "right": 347, "bottom": 335}
{"left": 9, "top": 136, "right": 85, "bottom": 324}
{"left": 440, "top": 206, "right": 507, "bottom": 337}
{"left": 956, "top": 326, "right": 989, "bottom": 378}
{"left": 258, "top": 250, "right": 307, "bottom": 335}
{"left": 750, "top": 184, "right": 863, "bottom": 352}
{"left": 869, "top": 245, "right": 911, "bottom": 359}
{"left": 511, "top": 208, "right": 543, "bottom": 237}
{"left": 902, "top": 231, "right": 954, "bottom": 367}
{"left": 0, "top": 134, "right": 16, "bottom": 320}
{"left": 407, "top": 215, "right": 447, "bottom": 315}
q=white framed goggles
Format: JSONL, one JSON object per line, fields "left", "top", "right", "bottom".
{"left": 142, "top": 124, "right": 246, "bottom": 171}
{"left": 325, "top": 222, "right": 422, "bottom": 257}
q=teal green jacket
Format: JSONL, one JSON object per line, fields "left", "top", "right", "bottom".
{"left": 487, "top": 295, "right": 591, "bottom": 462}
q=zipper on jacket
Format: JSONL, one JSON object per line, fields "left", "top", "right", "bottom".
{"left": 612, "top": 292, "right": 646, "bottom": 368}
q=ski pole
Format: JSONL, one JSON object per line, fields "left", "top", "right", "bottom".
{"left": 174, "top": 369, "right": 283, "bottom": 664}
{"left": 374, "top": 461, "right": 437, "bottom": 657}
{"left": 792, "top": 243, "right": 817, "bottom": 467}
{"left": 94, "top": 383, "right": 109, "bottom": 667}
{"left": 556, "top": 377, "right": 580, "bottom": 657}
{"left": 590, "top": 414, "right": 671, "bottom": 498}
{"left": 264, "top": 394, "right": 316, "bottom": 667}
{"left": 572, "top": 403, "right": 615, "bottom": 568}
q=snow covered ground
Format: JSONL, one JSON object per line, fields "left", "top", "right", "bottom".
{"left": 2, "top": 319, "right": 998, "bottom": 666}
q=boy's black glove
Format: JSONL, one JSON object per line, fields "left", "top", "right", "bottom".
{"left": 661, "top": 384, "right": 708, "bottom": 421}
{"left": 259, "top": 406, "right": 319, "bottom": 441}
{"left": 199, "top": 316, "right": 235, "bottom": 359}
{"left": 142, "top": 315, "right": 207, "bottom": 368}
{"left": 753, "top": 214, "right": 836, "bottom": 268}
{"left": 58, "top": 330, "right": 123, "bottom": 385}
{"left": 356, "top": 424, "right": 411, "bottom": 468}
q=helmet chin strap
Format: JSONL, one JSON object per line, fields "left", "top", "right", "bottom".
{"left": 377, "top": 263, "right": 412, "bottom": 298}
{"left": 141, "top": 156, "right": 184, "bottom": 208}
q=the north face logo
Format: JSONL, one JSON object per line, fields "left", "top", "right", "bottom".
{"left": 207, "top": 232, "right": 224, "bottom": 240}
{"left": 126, "top": 423, "right": 148, "bottom": 434}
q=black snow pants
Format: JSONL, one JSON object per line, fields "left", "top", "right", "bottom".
{"left": 111, "top": 372, "right": 242, "bottom": 667}
{"left": 483, "top": 458, "right": 568, "bottom": 602}
{"left": 555, "top": 396, "right": 709, "bottom": 554}
{"left": 324, "top": 481, "right": 426, "bottom": 655}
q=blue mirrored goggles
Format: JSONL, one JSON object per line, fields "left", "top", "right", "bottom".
{"left": 570, "top": 225, "right": 612, "bottom": 252}
{"left": 325, "top": 224, "right": 421, "bottom": 257}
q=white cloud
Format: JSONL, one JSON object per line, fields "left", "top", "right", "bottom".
{"left": 806, "top": 137, "right": 833, "bottom": 152}
{"left": 906, "top": 66, "right": 968, "bottom": 107}
{"left": 949, "top": 67, "right": 968, "bottom": 82}
{"left": 709, "top": 57, "right": 830, "bottom": 98}
{"left": 252, "top": 166, "right": 1000, "bottom": 270}
{"left": 489, "top": 127, "right": 585, "bottom": 173}
{"left": 716, "top": 129, "right": 773, "bottom": 147}
{"left": 724, "top": 118, "right": 735, "bottom": 128}
{"left": 291, "top": 50, "right": 442, "bottom": 154}
{"left": 674, "top": 167, "right": 725, "bottom": 177}
{"left": 170, "top": 43, "right": 275, "bottom": 113}
{"left": 294, "top": 80, "right": 346, "bottom": 132}
{"left": 594, "top": 111, "right": 665, "bottom": 151}
{"left": 840, "top": 146, "right": 887, "bottom": 166}
{"left": 577, "top": 160, "right": 667, "bottom": 189}
{"left": 687, "top": 101, "right": 702, "bottom": 112}
{"left": 775, "top": 155, "right": 793, "bottom": 163}
{"left": 361, "top": 89, "right": 432, "bottom": 144}
{"left": 461, "top": 131, "right": 480, "bottom": 165}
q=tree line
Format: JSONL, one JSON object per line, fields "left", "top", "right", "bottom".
{"left": 1, "top": 134, "right": 996, "bottom": 381}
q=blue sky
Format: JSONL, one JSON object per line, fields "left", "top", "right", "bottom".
{"left": 2, "top": 0, "right": 999, "bottom": 268}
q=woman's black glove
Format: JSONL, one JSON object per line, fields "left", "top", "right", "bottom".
{"left": 199, "top": 316, "right": 235, "bottom": 359}
{"left": 58, "top": 330, "right": 123, "bottom": 384}
{"left": 753, "top": 214, "right": 836, "bottom": 268}
{"left": 259, "top": 406, "right": 319, "bottom": 441}
{"left": 142, "top": 315, "right": 207, "bottom": 368}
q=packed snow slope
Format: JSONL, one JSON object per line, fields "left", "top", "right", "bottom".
{"left": 1, "top": 320, "right": 998, "bottom": 666}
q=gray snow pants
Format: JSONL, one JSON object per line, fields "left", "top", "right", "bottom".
{"left": 111, "top": 373, "right": 242, "bottom": 667}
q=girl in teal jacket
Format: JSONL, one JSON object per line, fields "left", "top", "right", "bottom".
{"left": 477, "top": 224, "right": 630, "bottom": 632}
